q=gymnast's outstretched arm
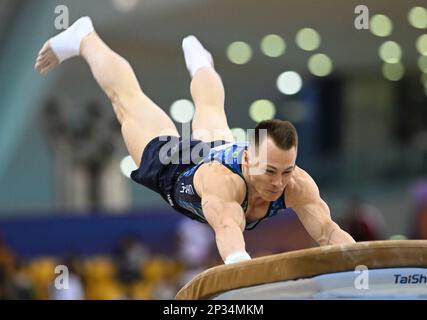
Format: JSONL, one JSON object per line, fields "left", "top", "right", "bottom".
{"left": 195, "top": 162, "right": 251, "bottom": 264}
{"left": 289, "top": 171, "right": 355, "bottom": 246}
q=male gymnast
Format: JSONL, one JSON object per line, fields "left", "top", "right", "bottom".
{"left": 35, "top": 17, "right": 355, "bottom": 265}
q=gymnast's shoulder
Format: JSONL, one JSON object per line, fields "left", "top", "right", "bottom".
{"left": 194, "top": 161, "right": 246, "bottom": 201}
{"left": 285, "top": 166, "right": 321, "bottom": 206}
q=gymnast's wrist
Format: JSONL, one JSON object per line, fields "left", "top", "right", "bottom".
{"left": 224, "top": 250, "right": 251, "bottom": 264}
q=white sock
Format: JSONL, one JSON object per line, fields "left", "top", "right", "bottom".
{"left": 182, "top": 35, "right": 214, "bottom": 77}
{"left": 224, "top": 250, "right": 251, "bottom": 264}
{"left": 49, "top": 16, "right": 94, "bottom": 63}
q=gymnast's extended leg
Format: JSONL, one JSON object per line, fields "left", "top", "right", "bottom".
{"left": 35, "top": 17, "right": 179, "bottom": 166}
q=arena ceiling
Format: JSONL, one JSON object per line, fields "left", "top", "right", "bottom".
{"left": 70, "top": 0, "right": 426, "bottom": 74}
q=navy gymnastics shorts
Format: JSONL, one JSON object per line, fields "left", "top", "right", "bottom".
{"left": 130, "top": 135, "right": 228, "bottom": 220}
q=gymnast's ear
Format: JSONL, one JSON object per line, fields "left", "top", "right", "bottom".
{"left": 241, "top": 149, "right": 250, "bottom": 168}
{"left": 244, "top": 148, "right": 260, "bottom": 168}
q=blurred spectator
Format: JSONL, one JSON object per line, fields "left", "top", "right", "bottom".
{"left": 113, "top": 235, "right": 150, "bottom": 285}
{"left": 0, "top": 265, "right": 15, "bottom": 299}
{"left": 0, "top": 233, "right": 15, "bottom": 275}
{"left": 0, "top": 233, "right": 16, "bottom": 299}
{"left": 49, "top": 255, "right": 85, "bottom": 300}
{"left": 342, "top": 199, "right": 385, "bottom": 241}
{"left": 151, "top": 278, "right": 178, "bottom": 300}
{"left": 176, "top": 219, "right": 215, "bottom": 267}
{"left": 409, "top": 179, "right": 427, "bottom": 239}
{"left": 7, "top": 259, "right": 36, "bottom": 300}
{"left": 175, "top": 219, "right": 215, "bottom": 287}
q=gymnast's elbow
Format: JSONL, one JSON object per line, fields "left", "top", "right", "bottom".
{"left": 319, "top": 220, "right": 356, "bottom": 246}
{"left": 203, "top": 200, "right": 246, "bottom": 233}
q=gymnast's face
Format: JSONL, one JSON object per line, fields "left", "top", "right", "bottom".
{"left": 244, "top": 137, "right": 297, "bottom": 201}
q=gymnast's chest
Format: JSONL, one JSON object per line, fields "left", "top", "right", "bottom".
{"left": 244, "top": 201, "right": 271, "bottom": 222}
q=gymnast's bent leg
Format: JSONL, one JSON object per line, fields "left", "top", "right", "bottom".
{"left": 182, "top": 35, "right": 234, "bottom": 143}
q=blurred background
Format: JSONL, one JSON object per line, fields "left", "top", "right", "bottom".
{"left": 0, "top": 0, "right": 427, "bottom": 299}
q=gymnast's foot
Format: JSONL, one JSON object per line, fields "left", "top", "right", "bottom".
{"left": 35, "top": 16, "right": 94, "bottom": 74}
{"left": 182, "top": 35, "right": 214, "bottom": 78}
